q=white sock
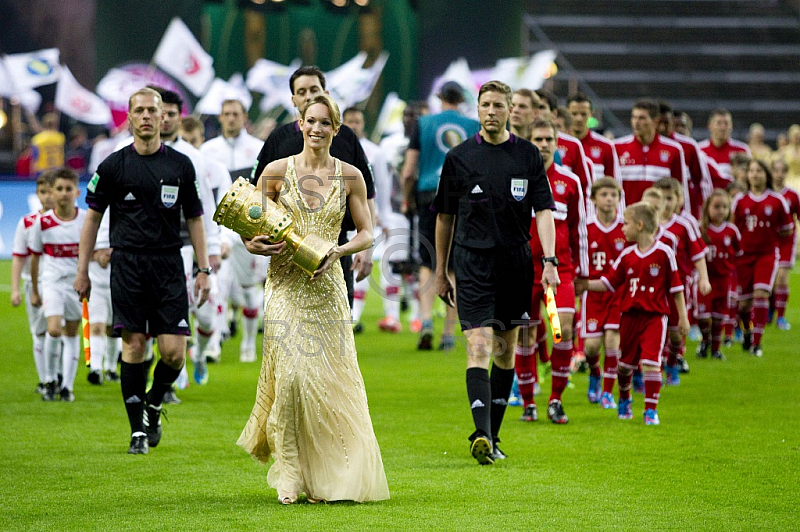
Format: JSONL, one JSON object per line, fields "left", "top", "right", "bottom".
{"left": 105, "top": 337, "right": 121, "bottom": 372}
{"left": 241, "top": 314, "right": 258, "bottom": 354}
{"left": 352, "top": 276, "right": 369, "bottom": 323}
{"left": 44, "top": 333, "right": 61, "bottom": 383}
{"left": 61, "top": 335, "right": 80, "bottom": 391}
{"left": 33, "top": 334, "right": 46, "bottom": 383}
{"left": 381, "top": 275, "right": 401, "bottom": 320}
{"left": 89, "top": 334, "right": 107, "bottom": 372}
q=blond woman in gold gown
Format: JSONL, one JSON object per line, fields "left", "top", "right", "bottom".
{"left": 237, "top": 94, "right": 389, "bottom": 504}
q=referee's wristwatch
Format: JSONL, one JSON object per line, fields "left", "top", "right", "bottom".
{"left": 541, "top": 256, "right": 559, "bottom": 268}
{"left": 197, "top": 267, "right": 212, "bottom": 275}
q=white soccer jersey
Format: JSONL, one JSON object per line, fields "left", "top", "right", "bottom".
{"left": 200, "top": 132, "right": 263, "bottom": 175}
{"left": 12, "top": 211, "right": 40, "bottom": 282}
{"left": 29, "top": 208, "right": 87, "bottom": 284}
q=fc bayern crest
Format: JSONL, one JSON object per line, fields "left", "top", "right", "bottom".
{"left": 724, "top": 236, "right": 731, "bottom": 246}
{"left": 555, "top": 182, "right": 566, "bottom": 195}
{"left": 764, "top": 206, "right": 773, "bottom": 216}
{"left": 615, "top": 240, "right": 625, "bottom": 251}
{"left": 649, "top": 264, "right": 660, "bottom": 276}
{"left": 511, "top": 179, "right": 528, "bottom": 201}
{"left": 660, "top": 150, "right": 670, "bottom": 163}
{"left": 591, "top": 146, "right": 602, "bottom": 159}
{"left": 587, "top": 320, "right": 598, "bottom": 332}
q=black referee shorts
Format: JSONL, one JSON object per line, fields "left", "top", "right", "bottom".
{"left": 110, "top": 250, "right": 191, "bottom": 337}
{"left": 453, "top": 243, "right": 534, "bottom": 331}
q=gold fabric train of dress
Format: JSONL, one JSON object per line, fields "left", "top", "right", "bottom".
{"left": 237, "top": 156, "right": 389, "bottom": 502}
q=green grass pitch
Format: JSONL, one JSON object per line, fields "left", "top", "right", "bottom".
{"left": 1, "top": 260, "right": 798, "bottom": 530}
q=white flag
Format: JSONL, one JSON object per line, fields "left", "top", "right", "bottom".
{"left": 344, "top": 51, "right": 389, "bottom": 108}
{"left": 489, "top": 51, "right": 557, "bottom": 91}
{"left": 428, "top": 58, "right": 478, "bottom": 118}
{"left": 371, "top": 92, "right": 405, "bottom": 142}
{"left": 55, "top": 66, "right": 112, "bottom": 125}
{"left": 247, "top": 58, "right": 300, "bottom": 114}
{"left": 2, "top": 48, "right": 61, "bottom": 92}
{"left": 153, "top": 18, "right": 214, "bottom": 96}
{"left": 195, "top": 73, "right": 253, "bottom": 115}
{"left": 326, "top": 52, "right": 368, "bottom": 106}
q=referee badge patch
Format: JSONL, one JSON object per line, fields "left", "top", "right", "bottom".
{"left": 161, "top": 185, "right": 179, "bottom": 208}
{"left": 511, "top": 179, "right": 528, "bottom": 201}
{"left": 87, "top": 172, "right": 100, "bottom": 193}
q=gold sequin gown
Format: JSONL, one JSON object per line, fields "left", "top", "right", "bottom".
{"left": 237, "top": 157, "right": 389, "bottom": 503}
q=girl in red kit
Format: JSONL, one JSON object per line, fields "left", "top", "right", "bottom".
{"left": 696, "top": 189, "right": 741, "bottom": 360}
{"left": 731, "top": 160, "right": 794, "bottom": 356}
{"left": 769, "top": 158, "right": 800, "bottom": 330}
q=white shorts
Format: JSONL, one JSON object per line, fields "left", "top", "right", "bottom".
{"left": 24, "top": 281, "right": 47, "bottom": 336}
{"left": 231, "top": 239, "right": 268, "bottom": 288}
{"left": 42, "top": 276, "right": 81, "bottom": 321}
{"left": 88, "top": 262, "right": 113, "bottom": 325}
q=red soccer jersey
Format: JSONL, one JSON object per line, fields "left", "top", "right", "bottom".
{"left": 602, "top": 241, "right": 684, "bottom": 315}
{"left": 671, "top": 132, "right": 712, "bottom": 217}
{"left": 705, "top": 156, "right": 734, "bottom": 191}
{"left": 698, "top": 137, "right": 750, "bottom": 182}
{"left": 580, "top": 131, "right": 620, "bottom": 183}
{"left": 662, "top": 214, "right": 706, "bottom": 278}
{"left": 530, "top": 163, "right": 589, "bottom": 277}
{"left": 732, "top": 190, "right": 794, "bottom": 255}
{"left": 614, "top": 134, "right": 686, "bottom": 206}
{"left": 703, "top": 222, "right": 741, "bottom": 279}
{"left": 557, "top": 132, "right": 594, "bottom": 196}
{"left": 778, "top": 186, "right": 800, "bottom": 227}
{"left": 586, "top": 217, "right": 627, "bottom": 280}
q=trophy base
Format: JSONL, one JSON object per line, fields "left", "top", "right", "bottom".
{"left": 292, "top": 233, "right": 336, "bottom": 277}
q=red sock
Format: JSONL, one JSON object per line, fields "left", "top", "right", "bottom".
{"left": 537, "top": 321, "right": 550, "bottom": 363}
{"left": 643, "top": 369, "right": 661, "bottom": 411}
{"left": 752, "top": 296, "right": 769, "bottom": 345}
{"left": 724, "top": 319, "right": 734, "bottom": 339}
{"left": 711, "top": 318, "right": 723, "bottom": 351}
{"left": 618, "top": 362, "right": 634, "bottom": 401}
{"left": 603, "top": 348, "right": 619, "bottom": 394}
{"left": 514, "top": 344, "right": 537, "bottom": 406}
{"left": 775, "top": 287, "right": 789, "bottom": 319}
{"left": 549, "top": 340, "right": 573, "bottom": 402}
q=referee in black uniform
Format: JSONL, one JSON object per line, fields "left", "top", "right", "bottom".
{"left": 249, "top": 66, "right": 376, "bottom": 308}
{"left": 75, "top": 88, "right": 211, "bottom": 455}
{"left": 434, "top": 80, "right": 560, "bottom": 465}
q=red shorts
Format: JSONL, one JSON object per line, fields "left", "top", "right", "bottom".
{"left": 737, "top": 251, "right": 779, "bottom": 298}
{"left": 580, "top": 289, "right": 621, "bottom": 338}
{"left": 697, "top": 277, "right": 732, "bottom": 319}
{"left": 529, "top": 271, "right": 576, "bottom": 325}
{"left": 779, "top": 236, "right": 796, "bottom": 268}
{"left": 619, "top": 311, "right": 668, "bottom": 369}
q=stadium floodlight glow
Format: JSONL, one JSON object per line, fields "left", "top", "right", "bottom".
{"left": 332, "top": 0, "right": 347, "bottom": 6}
{"left": 251, "top": 0, "right": 266, "bottom": 4}
{"left": 354, "top": 0, "right": 369, "bottom": 5}
{"left": 0, "top": 109, "right": 7, "bottom": 130}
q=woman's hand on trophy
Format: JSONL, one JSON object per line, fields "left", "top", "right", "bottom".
{"left": 243, "top": 235, "right": 287, "bottom": 256}
{"left": 312, "top": 246, "right": 342, "bottom": 281}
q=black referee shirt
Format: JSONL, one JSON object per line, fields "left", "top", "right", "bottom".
{"left": 433, "top": 133, "right": 554, "bottom": 249}
{"left": 250, "top": 121, "right": 375, "bottom": 232}
{"left": 87, "top": 144, "right": 204, "bottom": 253}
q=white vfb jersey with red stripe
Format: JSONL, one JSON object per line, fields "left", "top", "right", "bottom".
{"left": 28, "top": 208, "right": 87, "bottom": 284}
{"left": 12, "top": 211, "right": 41, "bottom": 282}
{"left": 614, "top": 134, "right": 686, "bottom": 206}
